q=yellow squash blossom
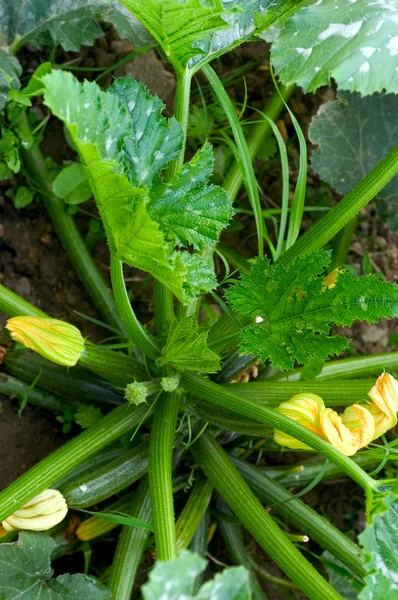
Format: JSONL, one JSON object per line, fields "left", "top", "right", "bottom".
{"left": 2, "top": 489, "right": 68, "bottom": 532}
{"left": 6, "top": 316, "right": 84, "bottom": 367}
{"left": 274, "top": 373, "right": 398, "bottom": 456}
{"left": 366, "top": 372, "right": 398, "bottom": 438}
{"left": 274, "top": 393, "right": 324, "bottom": 451}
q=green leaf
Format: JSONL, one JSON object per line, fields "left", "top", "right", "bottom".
{"left": 82, "top": 509, "right": 154, "bottom": 531}
{"left": 13, "top": 186, "right": 34, "bottom": 209}
{"left": 75, "top": 405, "right": 103, "bottom": 429}
{"left": 119, "top": 0, "right": 282, "bottom": 72}
{"left": 226, "top": 250, "right": 398, "bottom": 370}
{"left": 0, "top": 531, "right": 112, "bottom": 599}
{"left": 42, "top": 70, "right": 232, "bottom": 303}
{"left": 0, "top": 49, "right": 21, "bottom": 110}
{"left": 309, "top": 91, "right": 398, "bottom": 231}
{"left": 0, "top": 0, "right": 151, "bottom": 54}
{"left": 150, "top": 142, "right": 233, "bottom": 250}
{"left": 118, "top": 0, "right": 228, "bottom": 71}
{"left": 52, "top": 163, "right": 93, "bottom": 205}
{"left": 323, "top": 552, "right": 362, "bottom": 600}
{"left": 270, "top": 0, "right": 398, "bottom": 95}
{"left": 142, "top": 549, "right": 251, "bottom": 599}
{"left": 160, "top": 318, "right": 221, "bottom": 373}
{"left": 359, "top": 502, "right": 398, "bottom": 600}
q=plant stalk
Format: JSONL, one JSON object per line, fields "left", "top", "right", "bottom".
{"left": 278, "top": 144, "right": 398, "bottom": 266}
{"left": 0, "top": 283, "right": 48, "bottom": 318}
{"left": 191, "top": 432, "right": 343, "bottom": 600}
{"left": 175, "top": 474, "right": 213, "bottom": 552}
{"left": 0, "top": 402, "right": 150, "bottom": 523}
{"left": 231, "top": 456, "right": 366, "bottom": 579}
{"left": 181, "top": 373, "right": 376, "bottom": 493}
{"left": 110, "top": 256, "right": 160, "bottom": 361}
{"left": 20, "top": 113, "right": 125, "bottom": 333}
{"left": 148, "top": 391, "right": 180, "bottom": 560}
{"left": 108, "top": 477, "right": 152, "bottom": 600}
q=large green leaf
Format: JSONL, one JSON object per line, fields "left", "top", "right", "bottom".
{"left": 270, "top": 0, "right": 398, "bottom": 95}
{"left": 0, "top": 50, "right": 21, "bottom": 110}
{"left": 309, "top": 91, "right": 398, "bottom": 231}
{"left": 0, "top": 0, "right": 151, "bottom": 53}
{"left": 119, "top": 0, "right": 286, "bottom": 72}
{"left": 142, "top": 549, "right": 251, "bottom": 599}
{"left": 359, "top": 502, "right": 398, "bottom": 600}
{"left": 159, "top": 317, "right": 221, "bottom": 373}
{"left": 0, "top": 0, "right": 151, "bottom": 108}
{"left": 0, "top": 531, "right": 111, "bottom": 599}
{"left": 42, "top": 70, "right": 232, "bottom": 303}
{"left": 226, "top": 250, "right": 398, "bottom": 370}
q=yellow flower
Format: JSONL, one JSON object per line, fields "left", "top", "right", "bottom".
{"left": 2, "top": 489, "right": 68, "bottom": 532}
{"left": 366, "top": 372, "right": 398, "bottom": 438}
{"left": 6, "top": 316, "right": 84, "bottom": 366}
{"left": 319, "top": 404, "right": 375, "bottom": 456}
{"left": 274, "top": 393, "right": 325, "bottom": 451}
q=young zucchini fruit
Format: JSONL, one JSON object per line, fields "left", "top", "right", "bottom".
{"left": 62, "top": 441, "right": 149, "bottom": 508}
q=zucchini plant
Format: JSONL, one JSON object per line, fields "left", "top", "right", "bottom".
{"left": 1, "top": 0, "right": 398, "bottom": 598}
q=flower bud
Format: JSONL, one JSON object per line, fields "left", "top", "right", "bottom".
{"left": 319, "top": 404, "right": 375, "bottom": 456}
{"left": 366, "top": 373, "right": 398, "bottom": 438}
{"left": 274, "top": 393, "right": 325, "bottom": 451}
{"left": 6, "top": 316, "right": 84, "bottom": 366}
{"left": 2, "top": 489, "right": 68, "bottom": 532}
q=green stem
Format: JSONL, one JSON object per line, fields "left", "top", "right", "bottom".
{"left": 0, "top": 402, "right": 149, "bottom": 523}
{"left": 181, "top": 373, "right": 376, "bottom": 493}
{"left": 4, "top": 348, "right": 125, "bottom": 409}
{"left": 227, "top": 379, "right": 375, "bottom": 406}
{"left": 158, "top": 69, "right": 192, "bottom": 327}
{"left": 202, "top": 64, "right": 265, "bottom": 256}
{"left": 222, "top": 85, "right": 295, "bottom": 202}
{"left": 148, "top": 392, "right": 180, "bottom": 560}
{"left": 278, "top": 145, "right": 398, "bottom": 266}
{"left": 79, "top": 343, "right": 148, "bottom": 387}
{"left": 261, "top": 454, "right": 384, "bottom": 490}
{"left": 0, "top": 283, "right": 48, "bottom": 318}
{"left": 168, "top": 69, "right": 193, "bottom": 177}
{"left": 189, "top": 512, "right": 210, "bottom": 594}
{"left": 175, "top": 474, "right": 213, "bottom": 552}
{"left": 271, "top": 352, "right": 398, "bottom": 382}
{"left": 154, "top": 280, "right": 175, "bottom": 336}
{"left": 231, "top": 456, "right": 366, "bottom": 579}
{"left": 191, "top": 433, "right": 343, "bottom": 600}
{"left": 217, "top": 502, "right": 268, "bottom": 599}
{"left": 20, "top": 113, "right": 124, "bottom": 333}
{"left": 331, "top": 217, "right": 357, "bottom": 270}
{"left": 108, "top": 477, "right": 152, "bottom": 600}
{"left": 110, "top": 256, "right": 160, "bottom": 361}
{"left": 0, "top": 373, "right": 72, "bottom": 414}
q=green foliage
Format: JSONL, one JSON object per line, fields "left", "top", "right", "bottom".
{"left": 226, "top": 250, "right": 398, "bottom": 370}
{"left": 13, "top": 186, "right": 35, "bottom": 209}
{"left": 359, "top": 501, "right": 398, "bottom": 599}
{"left": 142, "top": 549, "right": 251, "bottom": 599}
{"left": 75, "top": 404, "right": 104, "bottom": 429}
{"left": 119, "top": 0, "right": 285, "bottom": 73}
{"left": 309, "top": 91, "right": 398, "bottom": 231}
{"left": 270, "top": 0, "right": 398, "bottom": 95}
{"left": 160, "top": 318, "right": 221, "bottom": 373}
{"left": 0, "top": 531, "right": 112, "bottom": 599}
{"left": 0, "top": 50, "right": 21, "bottom": 110}
{"left": 0, "top": 0, "right": 151, "bottom": 106}
{"left": 0, "top": 0, "right": 150, "bottom": 53}
{"left": 42, "top": 71, "right": 232, "bottom": 303}
{"left": 52, "top": 163, "right": 93, "bottom": 205}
